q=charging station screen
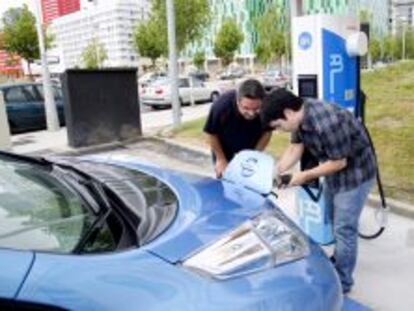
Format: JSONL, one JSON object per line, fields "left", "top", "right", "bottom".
{"left": 298, "top": 76, "right": 317, "bottom": 98}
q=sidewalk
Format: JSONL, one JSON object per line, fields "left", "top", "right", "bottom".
{"left": 9, "top": 103, "right": 212, "bottom": 155}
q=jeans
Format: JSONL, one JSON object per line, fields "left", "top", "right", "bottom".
{"left": 324, "top": 178, "right": 375, "bottom": 293}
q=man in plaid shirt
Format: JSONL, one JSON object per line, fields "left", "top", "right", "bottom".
{"left": 261, "top": 88, "right": 376, "bottom": 294}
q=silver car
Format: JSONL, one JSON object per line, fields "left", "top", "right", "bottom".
{"left": 140, "top": 77, "right": 220, "bottom": 109}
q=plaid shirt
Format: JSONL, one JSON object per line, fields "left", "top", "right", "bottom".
{"left": 292, "top": 99, "right": 377, "bottom": 193}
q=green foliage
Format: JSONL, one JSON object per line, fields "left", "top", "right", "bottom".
{"left": 213, "top": 18, "right": 244, "bottom": 66}
{"left": 81, "top": 39, "right": 108, "bottom": 69}
{"left": 1, "top": 4, "right": 54, "bottom": 78}
{"left": 359, "top": 9, "right": 371, "bottom": 23}
{"left": 383, "top": 35, "right": 399, "bottom": 61}
{"left": 1, "top": 5, "right": 39, "bottom": 62}
{"left": 402, "top": 28, "right": 414, "bottom": 59}
{"left": 133, "top": 19, "right": 166, "bottom": 67}
{"left": 381, "top": 30, "right": 414, "bottom": 61}
{"left": 151, "top": 0, "right": 211, "bottom": 53}
{"left": 254, "top": 7, "right": 286, "bottom": 66}
{"left": 193, "top": 50, "right": 205, "bottom": 69}
{"left": 369, "top": 37, "right": 381, "bottom": 63}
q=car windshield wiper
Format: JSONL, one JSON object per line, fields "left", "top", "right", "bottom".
{"left": 48, "top": 160, "right": 112, "bottom": 213}
{"left": 72, "top": 208, "right": 112, "bottom": 254}
{"left": 0, "top": 151, "right": 110, "bottom": 213}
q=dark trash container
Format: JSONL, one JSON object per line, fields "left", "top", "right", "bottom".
{"left": 62, "top": 68, "right": 141, "bottom": 148}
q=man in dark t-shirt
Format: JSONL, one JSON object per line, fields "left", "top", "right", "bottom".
{"left": 203, "top": 79, "right": 272, "bottom": 178}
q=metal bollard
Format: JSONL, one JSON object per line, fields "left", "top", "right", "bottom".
{"left": 0, "top": 91, "right": 11, "bottom": 150}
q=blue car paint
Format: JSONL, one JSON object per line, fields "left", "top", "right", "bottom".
{"left": 0, "top": 249, "right": 34, "bottom": 298}
{"left": 17, "top": 244, "right": 341, "bottom": 311}
{"left": 2, "top": 157, "right": 343, "bottom": 310}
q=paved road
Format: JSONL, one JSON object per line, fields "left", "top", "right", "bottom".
{"left": 102, "top": 141, "right": 414, "bottom": 311}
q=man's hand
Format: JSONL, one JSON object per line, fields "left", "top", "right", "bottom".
{"left": 215, "top": 158, "right": 228, "bottom": 178}
{"left": 275, "top": 174, "right": 292, "bottom": 189}
{"left": 288, "top": 171, "right": 309, "bottom": 187}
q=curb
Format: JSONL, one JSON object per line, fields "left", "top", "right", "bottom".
{"left": 23, "top": 137, "right": 144, "bottom": 157}
{"left": 367, "top": 195, "right": 414, "bottom": 220}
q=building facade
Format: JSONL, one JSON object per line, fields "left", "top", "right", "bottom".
{"left": 303, "top": 0, "right": 358, "bottom": 14}
{"left": 358, "top": 0, "right": 392, "bottom": 37}
{"left": 41, "top": 0, "right": 81, "bottom": 24}
{"left": 391, "top": 0, "right": 414, "bottom": 35}
{"left": 50, "top": 0, "right": 150, "bottom": 70}
{"left": 185, "top": 0, "right": 288, "bottom": 60}
{"left": 186, "top": 0, "right": 391, "bottom": 60}
{"left": 0, "top": 51, "right": 23, "bottom": 78}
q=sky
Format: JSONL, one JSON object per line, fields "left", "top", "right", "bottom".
{"left": 0, "top": 0, "right": 35, "bottom": 18}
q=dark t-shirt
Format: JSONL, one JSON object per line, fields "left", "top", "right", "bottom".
{"left": 203, "top": 90, "right": 267, "bottom": 161}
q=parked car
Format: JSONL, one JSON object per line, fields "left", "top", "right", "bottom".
{"left": 189, "top": 70, "right": 210, "bottom": 81}
{"left": 219, "top": 66, "right": 245, "bottom": 80}
{"left": 140, "top": 77, "right": 220, "bottom": 109}
{"left": 138, "top": 71, "right": 167, "bottom": 88}
{"left": 262, "top": 68, "right": 291, "bottom": 91}
{"left": 0, "top": 150, "right": 342, "bottom": 310}
{"left": 0, "top": 82, "right": 65, "bottom": 134}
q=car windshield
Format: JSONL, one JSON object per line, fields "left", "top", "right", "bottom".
{"left": 265, "top": 69, "right": 281, "bottom": 76}
{"left": 0, "top": 154, "right": 179, "bottom": 253}
{"left": 0, "top": 155, "right": 95, "bottom": 253}
{"left": 151, "top": 78, "right": 169, "bottom": 86}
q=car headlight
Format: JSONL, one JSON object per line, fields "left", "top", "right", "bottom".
{"left": 182, "top": 210, "right": 310, "bottom": 279}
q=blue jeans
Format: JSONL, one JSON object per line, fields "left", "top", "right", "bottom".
{"left": 324, "top": 178, "right": 375, "bottom": 293}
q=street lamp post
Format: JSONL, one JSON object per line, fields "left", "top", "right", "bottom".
{"left": 34, "top": 0, "right": 60, "bottom": 132}
{"left": 166, "top": 0, "right": 181, "bottom": 128}
{"left": 402, "top": 20, "right": 407, "bottom": 60}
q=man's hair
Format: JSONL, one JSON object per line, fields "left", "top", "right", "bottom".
{"left": 261, "top": 88, "right": 303, "bottom": 126}
{"left": 237, "top": 79, "right": 265, "bottom": 101}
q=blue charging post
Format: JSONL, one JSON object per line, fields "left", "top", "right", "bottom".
{"left": 291, "top": 14, "right": 368, "bottom": 245}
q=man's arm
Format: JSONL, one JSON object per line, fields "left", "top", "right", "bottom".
{"left": 277, "top": 143, "right": 304, "bottom": 174}
{"left": 206, "top": 134, "right": 228, "bottom": 178}
{"left": 289, "top": 159, "right": 347, "bottom": 187}
{"left": 255, "top": 131, "right": 272, "bottom": 151}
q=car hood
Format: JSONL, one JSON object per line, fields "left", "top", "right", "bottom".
{"left": 78, "top": 154, "right": 271, "bottom": 264}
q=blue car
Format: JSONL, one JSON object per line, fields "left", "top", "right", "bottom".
{"left": 0, "top": 82, "right": 65, "bottom": 134}
{"left": 0, "top": 151, "right": 342, "bottom": 310}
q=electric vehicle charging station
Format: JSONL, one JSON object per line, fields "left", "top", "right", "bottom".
{"left": 0, "top": 91, "right": 11, "bottom": 150}
{"left": 291, "top": 14, "right": 369, "bottom": 244}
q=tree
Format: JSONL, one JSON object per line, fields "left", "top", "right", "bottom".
{"left": 399, "top": 28, "right": 414, "bottom": 60}
{"left": 133, "top": 19, "right": 165, "bottom": 68}
{"left": 369, "top": 37, "right": 381, "bottom": 63}
{"left": 1, "top": 5, "right": 47, "bottom": 79}
{"left": 81, "top": 38, "right": 108, "bottom": 69}
{"left": 359, "top": 10, "right": 371, "bottom": 24}
{"left": 151, "top": 0, "right": 211, "bottom": 54}
{"left": 254, "top": 7, "right": 285, "bottom": 66}
{"left": 192, "top": 50, "right": 205, "bottom": 69}
{"left": 213, "top": 18, "right": 244, "bottom": 66}
{"left": 383, "top": 35, "right": 398, "bottom": 61}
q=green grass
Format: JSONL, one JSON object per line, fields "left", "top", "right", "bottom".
{"left": 362, "top": 61, "right": 414, "bottom": 203}
{"left": 166, "top": 61, "right": 414, "bottom": 204}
